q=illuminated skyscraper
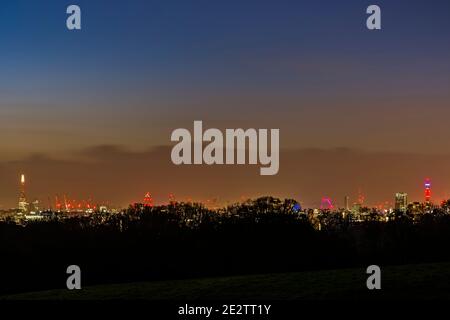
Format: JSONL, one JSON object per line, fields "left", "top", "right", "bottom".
{"left": 424, "top": 178, "right": 431, "bottom": 203}
{"left": 394, "top": 192, "right": 408, "bottom": 213}
{"left": 18, "top": 174, "right": 28, "bottom": 213}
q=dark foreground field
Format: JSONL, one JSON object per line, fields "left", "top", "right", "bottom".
{"left": 2, "top": 262, "right": 450, "bottom": 300}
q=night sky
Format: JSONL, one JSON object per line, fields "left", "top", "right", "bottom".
{"left": 1, "top": 0, "right": 450, "bottom": 208}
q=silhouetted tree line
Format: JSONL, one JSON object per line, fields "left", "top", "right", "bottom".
{"left": 1, "top": 196, "right": 450, "bottom": 295}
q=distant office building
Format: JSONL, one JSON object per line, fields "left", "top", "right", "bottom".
{"left": 31, "top": 199, "right": 40, "bottom": 213}
{"left": 344, "top": 196, "right": 350, "bottom": 211}
{"left": 394, "top": 192, "right": 408, "bottom": 213}
{"left": 18, "top": 174, "right": 28, "bottom": 213}
{"left": 409, "top": 201, "right": 423, "bottom": 214}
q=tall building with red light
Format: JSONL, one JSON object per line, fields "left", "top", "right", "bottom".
{"left": 18, "top": 174, "right": 28, "bottom": 213}
{"left": 424, "top": 178, "right": 431, "bottom": 203}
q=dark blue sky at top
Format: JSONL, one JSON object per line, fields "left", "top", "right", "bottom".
{"left": 0, "top": 0, "right": 450, "bottom": 152}
{"left": 1, "top": 0, "right": 449, "bottom": 102}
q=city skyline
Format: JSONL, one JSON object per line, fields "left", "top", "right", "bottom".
{"left": 2, "top": 170, "right": 448, "bottom": 211}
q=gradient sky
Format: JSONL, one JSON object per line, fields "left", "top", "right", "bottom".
{"left": 1, "top": 0, "right": 450, "bottom": 208}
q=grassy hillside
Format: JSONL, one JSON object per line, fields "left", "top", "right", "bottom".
{"left": 2, "top": 262, "right": 450, "bottom": 300}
